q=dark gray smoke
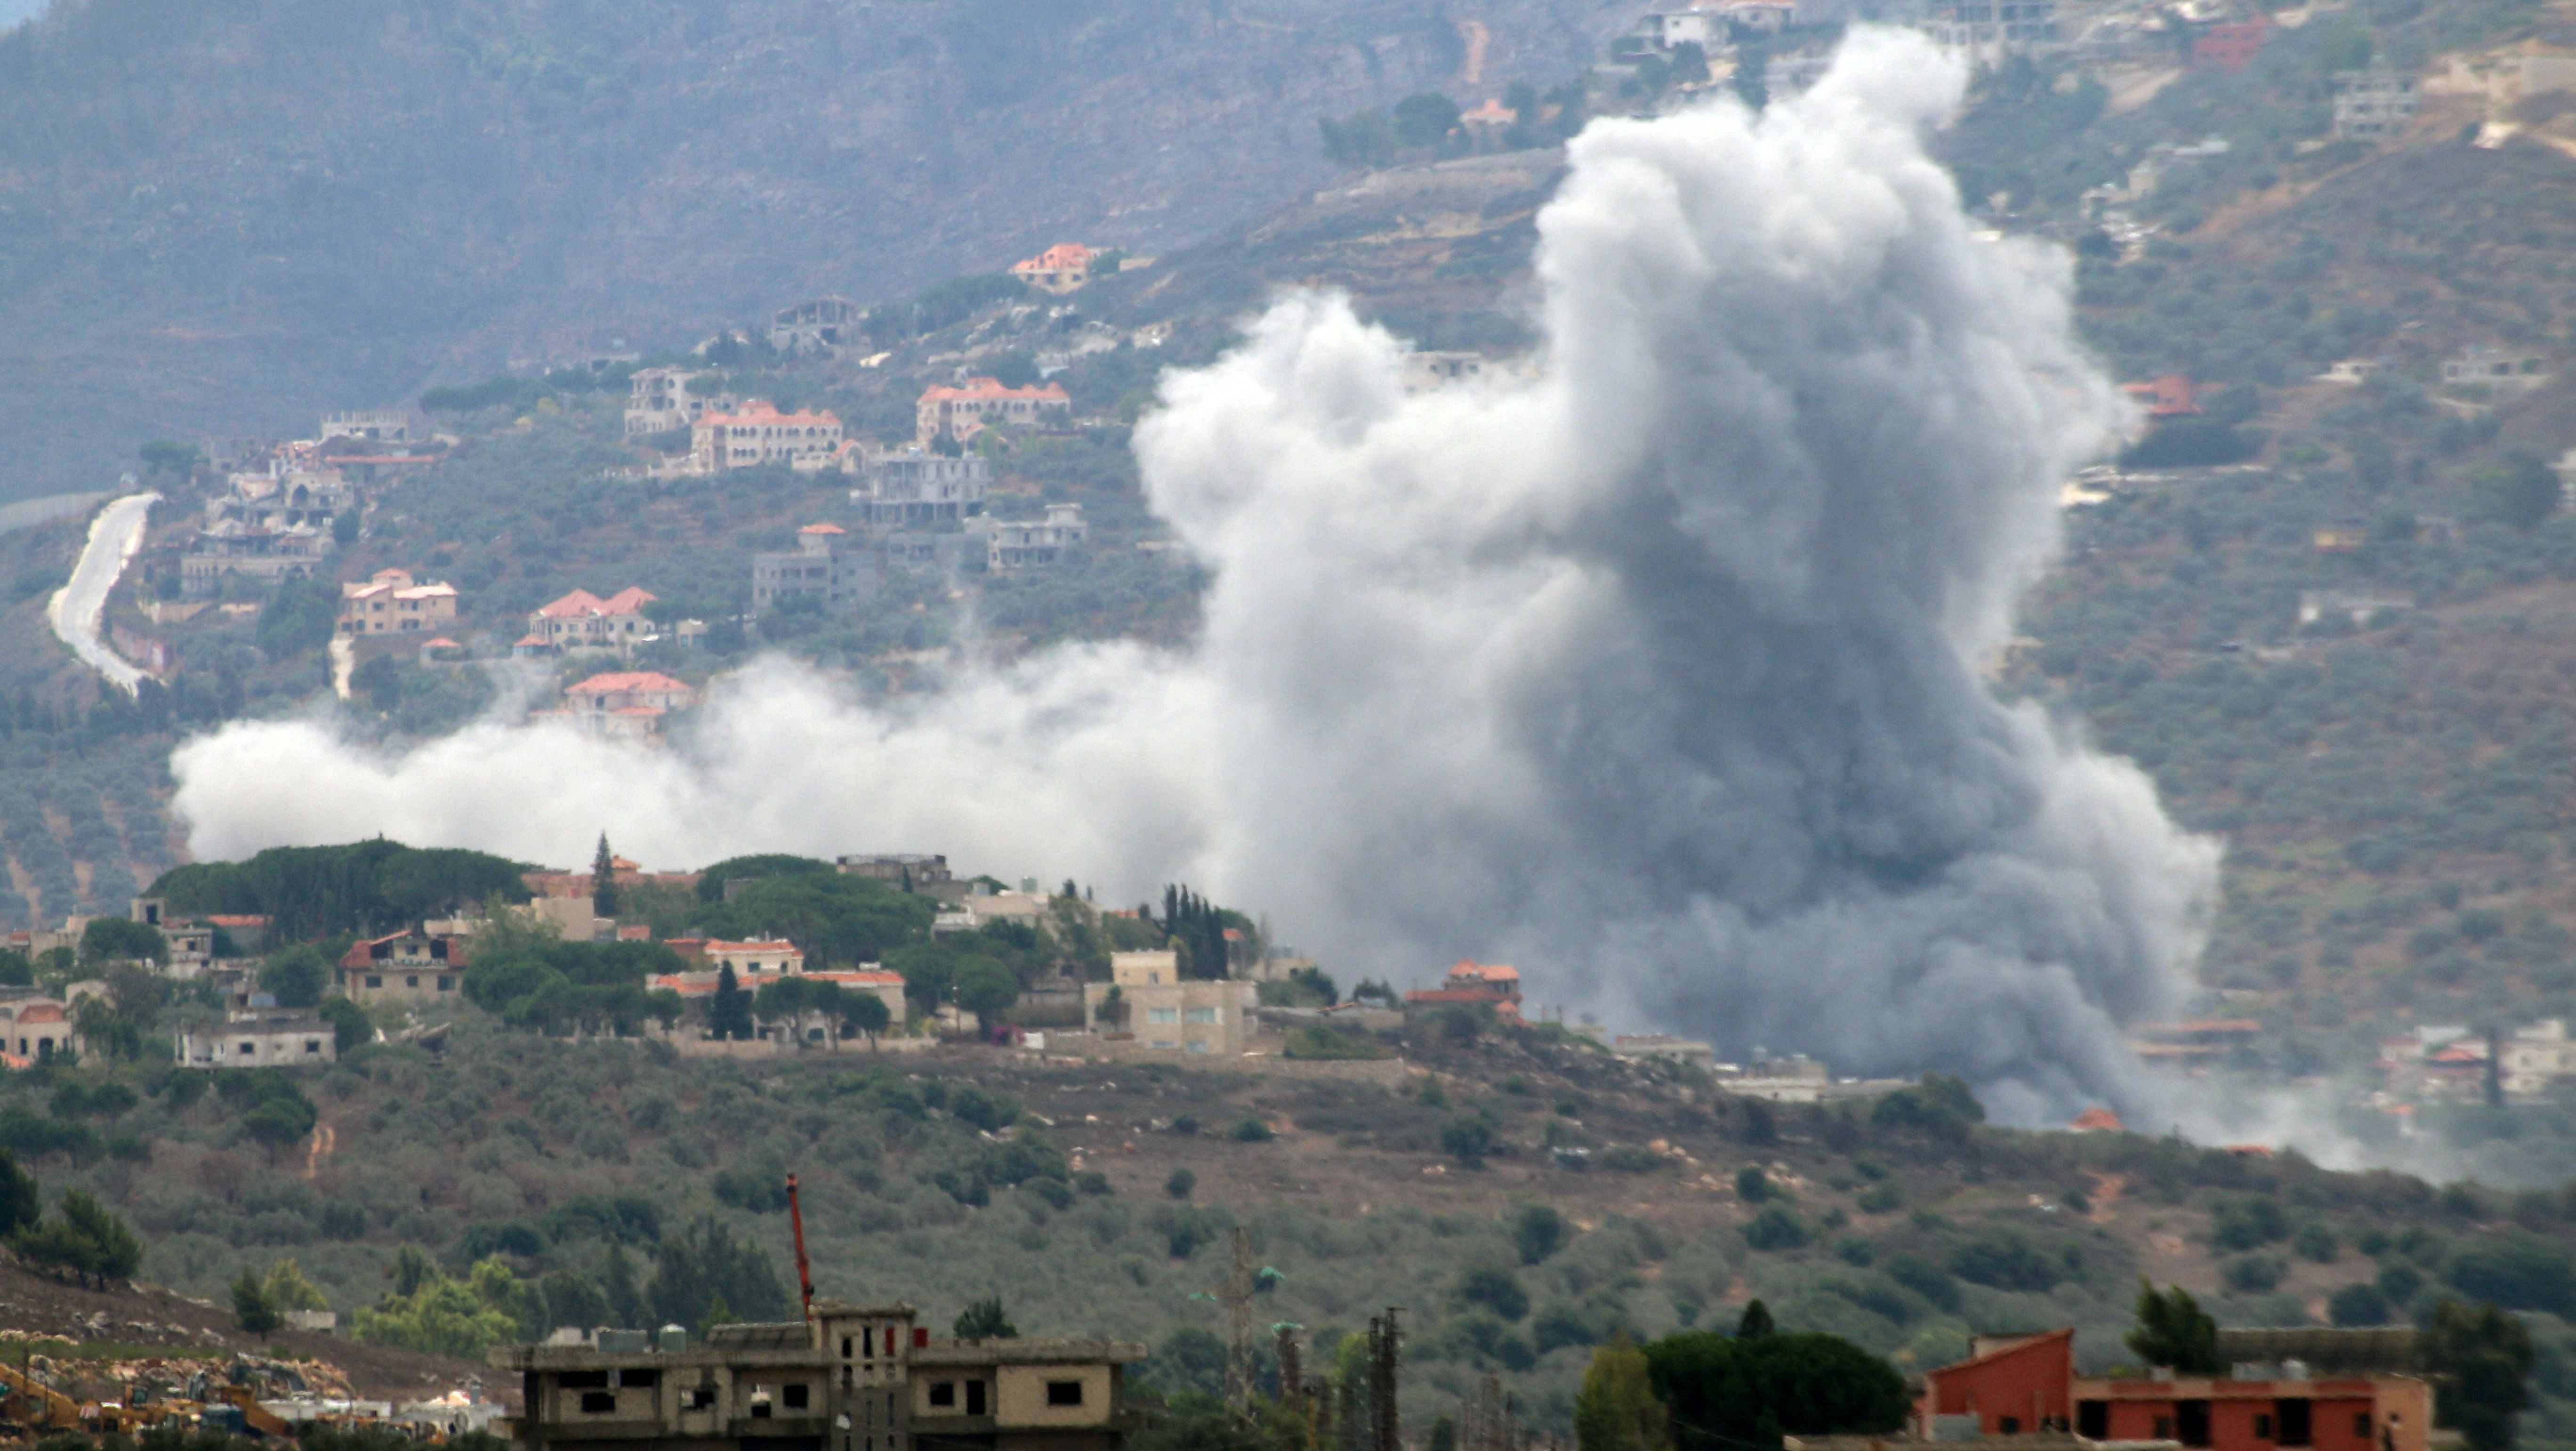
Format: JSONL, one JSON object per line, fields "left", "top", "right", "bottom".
{"left": 174, "top": 29, "right": 2214, "bottom": 1122}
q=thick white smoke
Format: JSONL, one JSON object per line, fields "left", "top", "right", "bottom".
{"left": 171, "top": 30, "right": 2218, "bottom": 1121}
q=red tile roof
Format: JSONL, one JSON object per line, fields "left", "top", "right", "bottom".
{"left": 566, "top": 671, "right": 692, "bottom": 695}
{"left": 919, "top": 377, "right": 1071, "bottom": 405}
{"left": 698, "top": 400, "right": 843, "bottom": 430}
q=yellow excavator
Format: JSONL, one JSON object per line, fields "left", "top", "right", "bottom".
{"left": 0, "top": 1357, "right": 85, "bottom": 1431}
{"left": 213, "top": 1382, "right": 296, "bottom": 1437}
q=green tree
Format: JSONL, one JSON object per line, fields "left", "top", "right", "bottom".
{"left": 265, "top": 1258, "right": 330, "bottom": 1312}
{"left": 2126, "top": 1282, "right": 2222, "bottom": 1373}
{"left": 259, "top": 943, "right": 331, "bottom": 1007}
{"left": 710, "top": 964, "right": 755, "bottom": 1040}
{"left": 954, "top": 1296, "right": 1018, "bottom": 1339}
{"left": 1393, "top": 93, "right": 1463, "bottom": 148}
{"left": 0, "top": 1147, "right": 36, "bottom": 1237}
{"left": 1513, "top": 1204, "right": 1568, "bottom": 1265}
{"left": 953, "top": 959, "right": 1020, "bottom": 1030}
{"left": 591, "top": 833, "right": 621, "bottom": 918}
{"left": 352, "top": 1258, "right": 532, "bottom": 1357}
{"left": 319, "top": 996, "right": 373, "bottom": 1053}
{"left": 13, "top": 1189, "right": 144, "bottom": 1288}
{"left": 2423, "top": 1299, "right": 2534, "bottom": 1451}
{"left": 233, "top": 1266, "right": 281, "bottom": 1335}
{"left": 1645, "top": 1330, "right": 1908, "bottom": 1451}
{"left": 79, "top": 918, "right": 164, "bottom": 965}
{"left": 1738, "top": 1300, "right": 1776, "bottom": 1339}
{"left": 2471, "top": 454, "right": 2560, "bottom": 532}
{"left": 1576, "top": 1335, "right": 1671, "bottom": 1451}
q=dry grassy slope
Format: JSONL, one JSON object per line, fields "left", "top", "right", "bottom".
{"left": 0, "top": 1254, "right": 489, "bottom": 1404}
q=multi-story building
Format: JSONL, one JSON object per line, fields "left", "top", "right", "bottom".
{"left": 338, "top": 568, "right": 460, "bottom": 638}
{"left": 753, "top": 525, "right": 877, "bottom": 615}
{"left": 853, "top": 452, "right": 990, "bottom": 525}
{"left": 0, "top": 994, "right": 80, "bottom": 1064}
{"left": 2442, "top": 346, "right": 2551, "bottom": 393}
{"left": 837, "top": 855, "right": 966, "bottom": 901}
{"left": 552, "top": 671, "right": 698, "bottom": 740}
{"left": 1011, "top": 244, "right": 1098, "bottom": 294}
{"left": 490, "top": 1299, "right": 1143, "bottom": 1451}
{"left": 320, "top": 408, "right": 423, "bottom": 444}
{"left": 175, "top": 1015, "right": 339, "bottom": 1070}
{"left": 521, "top": 588, "right": 659, "bottom": 655}
{"left": 626, "top": 369, "right": 735, "bottom": 437}
{"left": 768, "top": 298, "right": 865, "bottom": 355}
{"left": 1080, "top": 951, "right": 1256, "bottom": 1056}
{"left": 916, "top": 378, "right": 1071, "bottom": 447}
{"left": 337, "top": 930, "right": 471, "bottom": 1008}
{"left": 986, "top": 505, "right": 1086, "bottom": 571}
{"left": 2333, "top": 66, "right": 2418, "bottom": 141}
{"left": 1925, "top": 0, "right": 2059, "bottom": 60}
{"left": 692, "top": 402, "right": 847, "bottom": 473}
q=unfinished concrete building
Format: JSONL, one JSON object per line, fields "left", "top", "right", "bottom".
{"left": 491, "top": 1301, "right": 1142, "bottom": 1451}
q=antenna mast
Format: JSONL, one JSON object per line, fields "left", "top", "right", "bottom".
{"left": 787, "top": 1173, "right": 815, "bottom": 1321}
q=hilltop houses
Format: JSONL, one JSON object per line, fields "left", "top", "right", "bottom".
{"left": 625, "top": 367, "right": 735, "bottom": 436}
{"left": 853, "top": 451, "right": 989, "bottom": 525}
{"left": 550, "top": 670, "right": 697, "bottom": 739}
{"left": 689, "top": 401, "right": 847, "bottom": 473}
{"left": 752, "top": 524, "right": 877, "bottom": 615}
{"left": 1011, "top": 242, "right": 1099, "bottom": 293}
{"left": 520, "top": 587, "right": 658, "bottom": 656}
{"left": 916, "top": 377, "right": 1071, "bottom": 447}
{"left": 337, "top": 569, "right": 459, "bottom": 640}
{"left": 986, "top": 504, "right": 1087, "bottom": 570}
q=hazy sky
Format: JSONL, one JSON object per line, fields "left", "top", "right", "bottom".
{"left": 0, "top": 0, "right": 42, "bottom": 28}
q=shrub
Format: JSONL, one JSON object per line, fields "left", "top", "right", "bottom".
{"left": 2446, "top": 1236, "right": 2576, "bottom": 1317}
{"left": 2330, "top": 1283, "right": 2394, "bottom": 1326}
{"left": 1645, "top": 1330, "right": 1910, "bottom": 1451}
{"left": 2210, "top": 1195, "right": 2289, "bottom": 1252}
{"left": 1512, "top": 1204, "right": 1567, "bottom": 1266}
{"left": 2294, "top": 1223, "right": 2339, "bottom": 1263}
{"left": 1736, "top": 1167, "right": 1772, "bottom": 1202}
{"left": 2222, "top": 1255, "right": 2284, "bottom": 1294}
{"left": 1857, "top": 1182, "right": 1902, "bottom": 1214}
{"left": 1743, "top": 1206, "right": 1811, "bottom": 1252}
{"left": 1226, "top": 1118, "right": 1273, "bottom": 1143}
{"left": 1948, "top": 1231, "right": 2061, "bottom": 1292}
{"left": 1456, "top": 1266, "right": 1530, "bottom": 1322}
{"left": 1440, "top": 1115, "right": 1498, "bottom": 1168}
{"left": 1881, "top": 1254, "right": 1961, "bottom": 1312}
{"left": 1164, "top": 1169, "right": 1195, "bottom": 1200}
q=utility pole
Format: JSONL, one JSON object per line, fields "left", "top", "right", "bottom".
{"left": 1368, "top": 1308, "right": 1401, "bottom": 1451}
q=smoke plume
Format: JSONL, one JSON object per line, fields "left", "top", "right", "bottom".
{"left": 171, "top": 30, "right": 2217, "bottom": 1121}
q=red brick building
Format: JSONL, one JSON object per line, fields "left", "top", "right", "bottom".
{"left": 1921, "top": 1330, "right": 2431, "bottom": 1451}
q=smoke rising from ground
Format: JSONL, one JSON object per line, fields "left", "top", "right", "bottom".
{"left": 172, "top": 30, "right": 2217, "bottom": 1121}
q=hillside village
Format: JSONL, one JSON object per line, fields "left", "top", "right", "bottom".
{"left": 8, "top": 0, "right": 2576, "bottom": 1444}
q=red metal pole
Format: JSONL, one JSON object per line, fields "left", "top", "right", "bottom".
{"left": 787, "top": 1173, "right": 815, "bottom": 1321}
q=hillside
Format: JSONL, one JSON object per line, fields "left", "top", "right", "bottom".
{"left": 20, "top": 1017, "right": 2576, "bottom": 1443}
{"left": 0, "top": 0, "right": 1641, "bottom": 502}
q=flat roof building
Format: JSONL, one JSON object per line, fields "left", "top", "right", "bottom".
{"left": 490, "top": 1300, "right": 1143, "bottom": 1451}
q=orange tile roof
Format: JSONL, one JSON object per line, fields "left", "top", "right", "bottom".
{"left": 698, "top": 399, "right": 843, "bottom": 429}
{"left": 799, "top": 523, "right": 847, "bottom": 535}
{"left": 2070, "top": 1107, "right": 2124, "bottom": 1132}
{"left": 565, "top": 671, "right": 692, "bottom": 694}
{"left": 919, "top": 377, "right": 1071, "bottom": 405}
{"left": 537, "top": 589, "right": 608, "bottom": 618}
{"left": 1012, "top": 243, "right": 1095, "bottom": 273}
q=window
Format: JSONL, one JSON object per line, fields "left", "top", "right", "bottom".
{"left": 785, "top": 1385, "right": 811, "bottom": 1411}
{"left": 2256, "top": 1416, "right": 2274, "bottom": 1440}
{"left": 1185, "top": 1007, "right": 1217, "bottom": 1024}
{"left": 843, "top": 1337, "right": 854, "bottom": 1359}
{"left": 2355, "top": 1415, "right": 2373, "bottom": 1439}
{"left": 1147, "top": 1008, "right": 1178, "bottom": 1024}
{"left": 929, "top": 1383, "right": 956, "bottom": 1409}
{"left": 238, "top": 1042, "right": 255, "bottom": 1055}
{"left": 365, "top": 975, "right": 382, "bottom": 988}
{"left": 1046, "top": 1381, "right": 1085, "bottom": 1407}
{"left": 966, "top": 1381, "right": 987, "bottom": 1417}
{"left": 438, "top": 975, "right": 454, "bottom": 991}
{"left": 2001, "top": 1419, "right": 2021, "bottom": 1435}
{"left": 405, "top": 975, "right": 420, "bottom": 988}
{"left": 2277, "top": 1401, "right": 2311, "bottom": 1447}
{"left": 2177, "top": 1401, "right": 2211, "bottom": 1448}
{"left": 558, "top": 1372, "right": 610, "bottom": 1390}
{"left": 304, "top": 1040, "right": 322, "bottom": 1053}
{"left": 580, "top": 1393, "right": 617, "bottom": 1415}
{"left": 620, "top": 1370, "right": 658, "bottom": 1389}
{"left": 688, "top": 1387, "right": 716, "bottom": 1410}
{"left": 2078, "top": 1403, "right": 2109, "bottom": 1440}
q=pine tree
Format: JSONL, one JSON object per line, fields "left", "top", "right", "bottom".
{"left": 1576, "top": 1335, "right": 1672, "bottom": 1451}
{"left": 591, "top": 833, "right": 620, "bottom": 919}
{"left": 232, "top": 1267, "right": 281, "bottom": 1334}
{"left": 712, "top": 964, "right": 753, "bottom": 1041}
{"left": 1738, "top": 1299, "right": 1776, "bottom": 1338}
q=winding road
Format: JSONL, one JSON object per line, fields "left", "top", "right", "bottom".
{"left": 48, "top": 492, "right": 161, "bottom": 696}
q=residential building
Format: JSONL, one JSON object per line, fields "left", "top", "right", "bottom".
{"left": 1406, "top": 959, "right": 1523, "bottom": 1014}
{"left": 2125, "top": 374, "right": 2204, "bottom": 418}
{"left": 837, "top": 855, "right": 966, "bottom": 901}
{"left": 1612, "top": 1034, "right": 1716, "bottom": 1066}
{"left": 881, "top": 532, "right": 982, "bottom": 572}
{"left": 627, "top": 369, "right": 735, "bottom": 437}
{"left": 1921, "top": 1327, "right": 2430, "bottom": 1451}
{"left": 2192, "top": 17, "right": 2268, "bottom": 72}
{"left": 753, "top": 525, "right": 877, "bottom": 615}
{"left": 523, "top": 588, "right": 659, "bottom": 655}
{"left": 181, "top": 523, "right": 333, "bottom": 597}
{"left": 320, "top": 408, "right": 424, "bottom": 444}
{"left": 668, "top": 938, "right": 807, "bottom": 975}
{"left": 2314, "top": 520, "right": 2369, "bottom": 553}
{"left": 916, "top": 378, "right": 1072, "bottom": 447}
{"left": 1080, "top": 951, "right": 1256, "bottom": 1055}
{"left": 2298, "top": 590, "right": 2413, "bottom": 628}
{"left": 2333, "top": 66, "right": 2418, "bottom": 141}
{"left": 489, "top": 1298, "right": 1143, "bottom": 1451}
{"left": 986, "top": 504, "right": 1087, "bottom": 570}
{"left": 338, "top": 569, "right": 460, "bottom": 638}
{"left": 205, "top": 468, "right": 356, "bottom": 533}
{"left": 1403, "top": 352, "right": 1490, "bottom": 392}
{"left": 175, "top": 1016, "right": 339, "bottom": 1070}
{"left": 2441, "top": 346, "right": 2551, "bottom": 393}
{"left": 769, "top": 298, "right": 865, "bottom": 355}
{"left": 1459, "top": 98, "right": 1518, "bottom": 145}
{"left": 2320, "top": 357, "right": 2391, "bottom": 385}
{"left": 1612, "top": 9, "right": 1719, "bottom": 55}
{"left": 0, "top": 995, "right": 80, "bottom": 1064}
{"left": 1012, "top": 243, "right": 1099, "bottom": 294}
{"left": 524, "top": 858, "right": 702, "bottom": 900}
{"left": 1926, "top": 0, "right": 2059, "bottom": 60}
{"left": 337, "top": 930, "right": 470, "bottom": 1008}
{"left": 1719, "top": 0, "right": 1795, "bottom": 33}
{"left": 2502, "top": 1019, "right": 2576, "bottom": 1097}
{"left": 853, "top": 452, "right": 990, "bottom": 525}
{"left": 692, "top": 402, "right": 848, "bottom": 473}
{"left": 2130, "top": 1018, "right": 2263, "bottom": 1061}
{"left": 553, "top": 671, "right": 698, "bottom": 740}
